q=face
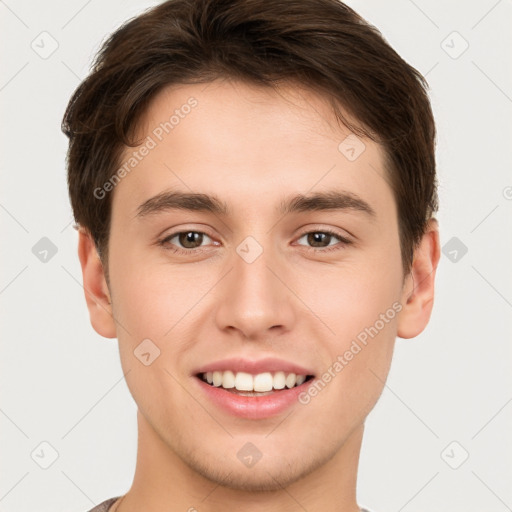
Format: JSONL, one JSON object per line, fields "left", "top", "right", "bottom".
{"left": 84, "top": 78, "right": 433, "bottom": 492}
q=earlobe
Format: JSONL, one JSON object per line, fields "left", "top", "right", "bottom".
{"left": 397, "top": 219, "right": 441, "bottom": 339}
{"left": 77, "top": 228, "right": 117, "bottom": 339}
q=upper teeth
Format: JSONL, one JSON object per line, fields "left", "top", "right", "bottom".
{"left": 202, "top": 371, "right": 307, "bottom": 392}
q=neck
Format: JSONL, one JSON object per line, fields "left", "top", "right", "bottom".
{"left": 118, "top": 410, "right": 363, "bottom": 512}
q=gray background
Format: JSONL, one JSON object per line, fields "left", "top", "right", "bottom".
{"left": 1, "top": 1, "right": 511, "bottom": 511}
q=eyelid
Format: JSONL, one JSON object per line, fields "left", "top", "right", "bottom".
{"left": 157, "top": 224, "right": 218, "bottom": 242}
{"left": 294, "top": 224, "right": 353, "bottom": 242}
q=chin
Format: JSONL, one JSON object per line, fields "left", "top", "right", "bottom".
{"left": 184, "top": 447, "right": 322, "bottom": 493}
{"left": 196, "top": 464, "right": 299, "bottom": 492}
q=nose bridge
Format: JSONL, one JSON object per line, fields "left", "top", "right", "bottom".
{"left": 215, "top": 235, "right": 295, "bottom": 337}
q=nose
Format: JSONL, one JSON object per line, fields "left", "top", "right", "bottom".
{"left": 214, "top": 239, "right": 296, "bottom": 340}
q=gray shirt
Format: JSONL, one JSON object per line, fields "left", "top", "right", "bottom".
{"left": 86, "top": 497, "right": 373, "bottom": 512}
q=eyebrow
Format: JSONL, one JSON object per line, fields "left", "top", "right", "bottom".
{"left": 135, "top": 189, "right": 377, "bottom": 220}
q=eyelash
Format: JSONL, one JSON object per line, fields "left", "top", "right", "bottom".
{"left": 157, "top": 228, "right": 352, "bottom": 255}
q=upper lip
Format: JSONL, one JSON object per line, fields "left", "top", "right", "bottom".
{"left": 193, "top": 357, "right": 315, "bottom": 376}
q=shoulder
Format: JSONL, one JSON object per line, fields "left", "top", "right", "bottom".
{"left": 83, "top": 498, "right": 374, "bottom": 512}
{"left": 85, "top": 497, "right": 121, "bottom": 512}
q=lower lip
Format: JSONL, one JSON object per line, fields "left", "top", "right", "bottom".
{"left": 194, "top": 376, "right": 314, "bottom": 419}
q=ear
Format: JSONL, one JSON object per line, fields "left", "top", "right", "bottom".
{"left": 397, "top": 218, "right": 441, "bottom": 339}
{"left": 77, "top": 227, "right": 117, "bottom": 339}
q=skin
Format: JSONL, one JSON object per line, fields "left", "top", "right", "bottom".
{"left": 78, "top": 78, "right": 440, "bottom": 512}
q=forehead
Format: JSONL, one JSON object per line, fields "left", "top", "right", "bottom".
{"left": 113, "top": 78, "right": 394, "bottom": 221}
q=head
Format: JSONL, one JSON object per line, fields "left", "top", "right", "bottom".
{"left": 63, "top": 0, "right": 440, "bottom": 494}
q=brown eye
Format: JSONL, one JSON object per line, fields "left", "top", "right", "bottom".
{"left": 306, "top": 232, "right": 334, "bottom": 247}
{"left": 178, "top": 231, "right": 204, "bottom": 249}
{"left": 160, "top": 231, "right": 213, "bottom": 251}
{"left": 295, "top": 230, "right": 352, "bottom": 253}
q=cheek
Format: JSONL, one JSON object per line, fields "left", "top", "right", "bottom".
{"left": 109, "top": 251, "right": 212, "bottom": 340}
{"left": 109, "top": 263, "right": 203, "bottom": 422}
{"left": 295, "top": 248, "right": 402, "bottom": 401}
{"left": 295, "top": 255, "right": 402, "bottom": 340}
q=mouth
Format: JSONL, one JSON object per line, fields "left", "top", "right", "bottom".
{"left": 191, "top": 357, "right": 317, "bottom": 418}
{"left": 195, "top": 371, "right": 315, "bottom": 396}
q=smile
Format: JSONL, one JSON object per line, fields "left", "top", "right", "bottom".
{"left": 194, "top": 371, "right": 316, "bottom": 419}
{"left": 198, "top": 370, "right": 313, "bottom": 395}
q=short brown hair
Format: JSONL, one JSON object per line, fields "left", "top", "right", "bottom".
{"left": 62, "top": 0, "right": 438, "bottom": 277}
